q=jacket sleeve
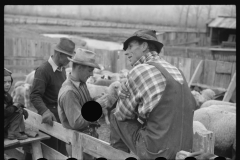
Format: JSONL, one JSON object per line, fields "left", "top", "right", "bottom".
{"left": 59, "top": 90, "right": 89, "bottom": 130}
{"left": 4, "top": 105, "right": 17, "bottom": 118}
{"left": 30, "top": 68, "right": 48, "bottom": 115}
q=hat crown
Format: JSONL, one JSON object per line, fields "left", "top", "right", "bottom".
{"left": 133, "top": 29, "right": 158, "bottom": 40}
{"left": 4, "top": 68, "right": 12, "bottom": 76}
{"left": 123, "top": 29, "right": 163, "bottom": 53}
{"left": 73, "top": 48, "right": 96, "bottom": 63}
{"left": 55, "top": 38, "right": 75, "bottom": 56}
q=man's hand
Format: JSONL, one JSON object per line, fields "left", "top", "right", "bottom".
{"left": 118, "top": 81, "right": 130, "bottom": 99}
{"left": 41, "top": 109, "right": 57, "bottom": 126}
{"left": 13, "top": 102, "right": 24, "bottom": 114}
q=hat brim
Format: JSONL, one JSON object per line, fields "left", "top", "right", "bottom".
{"left": 123, "top": 36, "right": 163, "bottom": 53}
{"left": 67, "top": 57, "right": 100, "bottom": 69}
{"left": 54, "top": 47, "right": 74, "bottom": 57}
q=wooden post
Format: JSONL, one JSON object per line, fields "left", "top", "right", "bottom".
{"left": 223, "top": 72, "right": 236, "bottom": 102}
{"left": 188, "top": 60, "right": 203, "bottom": 87}
{"left": 31, "top": 141, "right": 43, "bottom": 160}
{"left": 71, "top": 131, "right": 83, "bottom": 160}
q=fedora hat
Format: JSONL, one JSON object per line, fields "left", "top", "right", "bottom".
{"left": 68, "top": 48, "right": 100, "bottom": 69}
{"left": 54, "top": 38, "right": 75, "bottom": 57}
{"left": 123, "top": 29, "right": 163, "bottom": 53}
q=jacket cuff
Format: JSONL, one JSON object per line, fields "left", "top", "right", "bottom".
{"left": 38, "top": 107, "right": 49, "bottom": 116}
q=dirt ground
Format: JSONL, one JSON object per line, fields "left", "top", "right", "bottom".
{"left": 4, "top": 23, "right": 132, "bottom": 143}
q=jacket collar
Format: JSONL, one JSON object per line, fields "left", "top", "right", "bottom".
{"left": 133, "top": 51, "right": 159, "bottom": 67}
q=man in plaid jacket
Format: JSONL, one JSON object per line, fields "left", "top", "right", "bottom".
{"left": 110, "top": 29, "right": 197, "bottom": 160}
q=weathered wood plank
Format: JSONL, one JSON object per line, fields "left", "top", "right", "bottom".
{"left": 31, "top": 141, "right": 43, "bottom": 160}
{"left": 19, "top": 131, "right": 50, "bottom": 145}
{"left": 178, "top": 57, "right": 191, "bottom": 83}
{"left": 4, "top": 139, "right": 19, "bottom": 148}
{"left": 213, "top": 72, "right": 232, "bottom": 89}
{"left": 192, "top": 130, "right": 215, "bottom": 153}
{"left": 4, "top": 148, "right": 25, "bottom": 160}
{"left": 24, "top": 109, "right": 74, "bottom": 144}
{"left": 71, "top": 131, "right": 83, "bottom": 160}
{"left": 215, "top": 61, "right": 232, "bottom": 74}
{"left": 41, "top": 142, "right": 68, "bottom": 160}
{"left": 202, "top": 60, "right": 216, "bottom": 87}
{"left": 223, "top": 72, "right": 236, "bottom": 102}
{"left": 188, "top": 60, "right": 203, "bottom": 87}
{"left": 231, "top": 62, "right": 236, "bottom": 79}
{"left": 190, "top": 58, "right": 202, "bottom": 83}
{"left": 82, "top": 133, "right": 139, "bottom": 160}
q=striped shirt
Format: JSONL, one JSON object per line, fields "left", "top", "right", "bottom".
{"left": 114, "top": 51, "right": 184, "bottom": 121}
{"left": 58, "top": 74, "right": 92, "bottom": 131}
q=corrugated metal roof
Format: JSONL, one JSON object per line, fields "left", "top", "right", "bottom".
{"left": 208, "top": 17, "right": 236, "bottom": 29}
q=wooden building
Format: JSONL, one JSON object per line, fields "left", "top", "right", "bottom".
{"left": 206, "top": 16, "right": 236, "bottom": 48}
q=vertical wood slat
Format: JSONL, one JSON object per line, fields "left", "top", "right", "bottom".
{"left": 202, "top": 60, "right": 216, "bottom": 86}
{"left": 72, "top": 131, "right": 83, "bottom": 160}
{"left": 223, "top": 72, "right": 236, "bottom": 102}
{"left": 188, "top": 60, "right": 203, "bottom": 87}
{"left": 190, "top": 59, "right": 203, "bottom": 84}
{"left": 214, "top": 61, "right": 233, "bottom": 89}
{"left": 178, "top": 57, "right": 192, "bottom": 83}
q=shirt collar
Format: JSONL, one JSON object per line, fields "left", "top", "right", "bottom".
{"left": 69, "top": 74, "right": 84, "bottom": 88}
{"left": 133, "top": 51, "right": 159, "bottom": 67}
{"left": 48, "top": 56, "right": 63, "bottom": 72}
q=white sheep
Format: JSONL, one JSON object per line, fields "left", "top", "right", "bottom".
{"left": 86, "top": 83, "right": 108, "bottom": 99}
{"left": 95, "top": 81, "right": 121, "bottom": 125}
{"left": 194, "top": 107, "right": 236, "bottom": 159}
{"left": 191, "top": 89, "right": 215, "bottom": 109}
{"left": 200, "top": 100, "right": 236, "bottom": 108}
{"left": 201, "top": 104, "right": 236, "bottom": 114}
{"left": 25, "top": 70, "right": 35, "bottom": 85}
{"left": 193, "top": 121, "right": 208, "bottom": 134}
{"left": 93, "top": 79, "right": 117, "bottom": 87}
{"left": 11, "top": 82, "right": 32, "bottom": 108}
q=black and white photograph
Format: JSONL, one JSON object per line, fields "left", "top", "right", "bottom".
{"left": 4, "top": 5, "right": 236, "bottom": 160}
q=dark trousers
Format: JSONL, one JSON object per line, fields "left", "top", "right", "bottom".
{"left": 4, "top": 112, "right": 25, "bottom": 138}
{"left": 110, "top": 111, "right": 168, "bottom": 160}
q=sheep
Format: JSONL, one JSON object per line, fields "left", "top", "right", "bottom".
{"left": 11, "top": 83, "right": 32, "bottom": 109}
{"left": 86, "top": 73, "right": 103, "bottom": 84}
{"left": 93, "top": 79, "right": 117, "bottom": 87}
{"left": 86, "top": 83, "right": 108, "bottom": 99}
{"left": 200, "top": 100, "right": 236, "bottom": 108}
{"left": 194, "top": 107, "right": 236, "bottom": 159}
{"left": 25, "top": 70, "right": 35, "bottom": 85}
{"left": 191, "top": 89, "right": 215, "bottom": 109}
{"left": 95, "top": 81, "right": 121, "bottom": 125}
{"left": 201, "top": 104, "right": 236, "bottom": 114}
{"left": 193, "top": 121, "right": 208, "bottom": 134}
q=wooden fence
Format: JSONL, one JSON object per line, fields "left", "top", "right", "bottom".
{"left": 4, "top": 36, "right": 236, "bottom": 93}
{"left": 5, "top": 108, "right": 215, "bottom": 160}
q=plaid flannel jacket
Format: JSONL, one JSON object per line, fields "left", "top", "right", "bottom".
{"left": 114, "top": 51, "right": 184, "bottom": 121}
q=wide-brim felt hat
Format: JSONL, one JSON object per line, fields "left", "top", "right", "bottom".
{"left": 68, "top": 48, "right": 100, "bottom": 69}
{"left": 123, "top": 29, "right": 164, "bottom": 53}
{"left": 54, "top": 37, "right": 75, "bottom": 57}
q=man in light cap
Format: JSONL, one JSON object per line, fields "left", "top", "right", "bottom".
{"left": 109, "top": 29, "right": 197, "bottom": 159}
{"left": 30, "top": 38, "right": 75, "bottom": 157}
{"left": 58, "top": 48, "right": 101, "bottom": 159}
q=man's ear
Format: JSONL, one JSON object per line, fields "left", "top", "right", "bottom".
{"left": 141, "top": 42, "right": 149, "bottom": 52}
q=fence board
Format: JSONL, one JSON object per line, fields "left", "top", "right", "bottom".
{"left": 190, "top": 59, "right": 203, "bottom": 84}
{"left": 215, "top": 61, "right": 232, "bottom": 74}
{"left": 24, "top": 109, "right": 73, "bottom": 144}
{"left": 178, "top": 57, "right": 191, "bottom": 82}
{"left": 41, "top": 142, "right": 67, "bottom": 160}
{"left": 202, "top": 60, "right": 216, "bottom": 86}
{"left": 231, "top": 62, "right": 236, "bottom": 79}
